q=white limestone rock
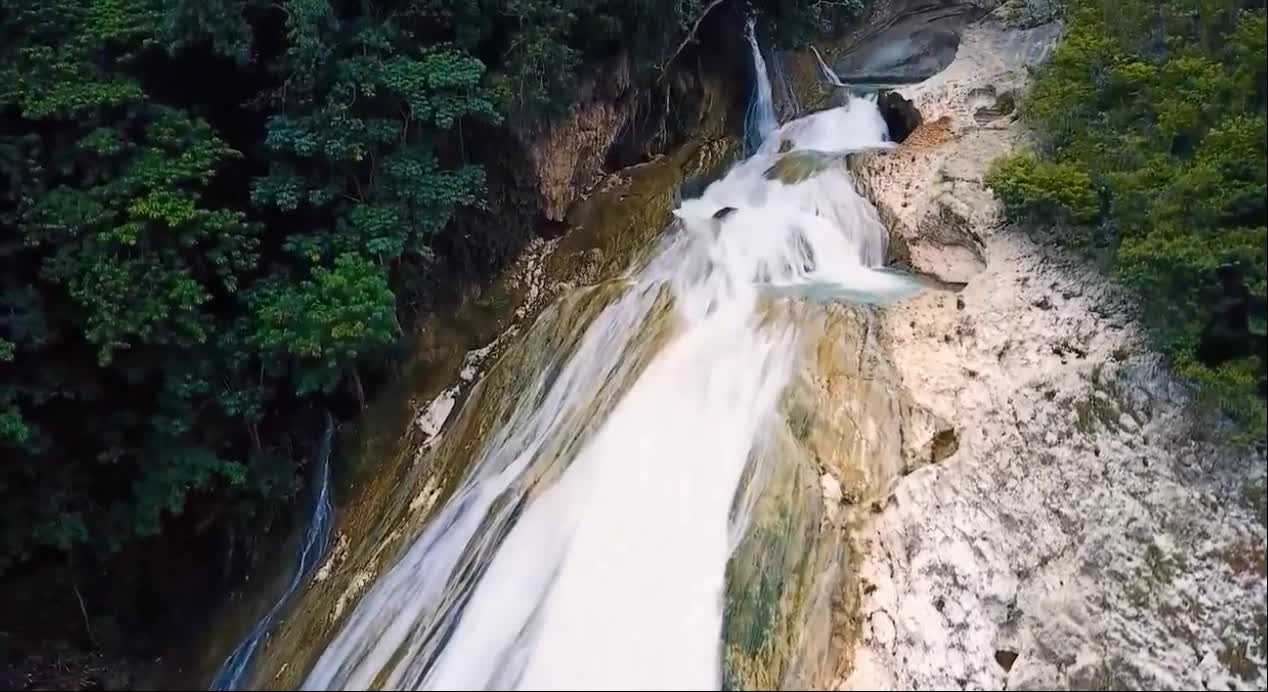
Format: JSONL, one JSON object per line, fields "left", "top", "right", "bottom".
{"left": 839, "top": 13, "right": 1268, "bottom": 692}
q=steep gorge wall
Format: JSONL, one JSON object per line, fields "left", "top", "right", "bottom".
{"left": 498, "top": 6, "right": 757, "bottom": 228}
{"left": 833, "top": 10, "right": 1268, "bottom": 690}
{"left": 514, "top": 54, "right": 635, "bottom": 223}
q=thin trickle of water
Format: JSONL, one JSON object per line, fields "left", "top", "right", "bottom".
{"left": 210, "top": 414, "right": 336, "bottom": 691}
{"left": 810, "top": 45, "right": 846, "bottom": 88}
{"left": 767, "top": 43, "right": 801, "bottom": 123}
{"left": 744, "top": 16, "right": 778, "bottom": 150}
{"left": 297, "top": 23, "right": 927, "bottom": 691}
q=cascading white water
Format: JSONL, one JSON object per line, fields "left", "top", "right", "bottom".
{"left": 211, "top": 414, "right": 335, "bottom": 690}
{"left": 298, "top": 36, "right": 921, "bottom": 692}
{"left": 744, "top": 17, "right": 778, "bottom": 150}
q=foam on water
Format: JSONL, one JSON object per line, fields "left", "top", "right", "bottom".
{"left": 298, "top": 56, "right": 907, "bottom": 692}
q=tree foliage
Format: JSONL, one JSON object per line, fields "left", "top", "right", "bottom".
{"left": 0, "top": 0, "right": 859, "bottom": 614}
{"left": 252, "top": 253, "right": 398, "bottom": 396}
{"left": 0, "top": 0, "right": 267, "bottom": 566}
{"left": 988, "top": 0, "right": 1267, "bottom": 440}
{"left": 0, "top": 0, "right": 493, "bottom": 570}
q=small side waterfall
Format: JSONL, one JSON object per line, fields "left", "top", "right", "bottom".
{"left": 744, "top": 17, "right": 778, "bottom": 150}
{"left": 209, "top": 414, "right": 336, "bottom": 690}
{"left": 767, "top": 42, "right": 801, "bottom": 123}
{"left": 810, "top": 46, "right": 846, "bottom": 88}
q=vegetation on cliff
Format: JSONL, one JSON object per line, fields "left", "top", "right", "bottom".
{"left": 988, "top": 0, "right": 1267, "bottom": 440}
{"left": 0, "top": 0, "right": 861, "bottom": 662}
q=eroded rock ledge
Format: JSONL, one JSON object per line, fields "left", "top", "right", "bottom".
{"left": 838, "top": 12, "right": 1268, "bottom": 692}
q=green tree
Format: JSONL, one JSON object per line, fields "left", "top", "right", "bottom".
{"left": 0, "top": 0, "right": 275, "bottom": 566}
{"left": 252, "top": 253, "right": 398, "bottom": 404}
{"left": 244, "top": 0, "right": 503, "bottom": 408}
{"left": 988, "top": 0, "right": 1267, "bottom": 440}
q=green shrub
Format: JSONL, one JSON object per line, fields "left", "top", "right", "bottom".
{"left": 993, "top": 0, "right": 1267, "bottom": 441}
{"left": 987, "top": 153, "right": 1101, "bottom": 224}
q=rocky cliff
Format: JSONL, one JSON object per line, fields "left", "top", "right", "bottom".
{"left": 833, "top": 9, "right": 1268, "bottom": 690}
{"left": 515, "top": 55, "right": 635, "bottom": 223}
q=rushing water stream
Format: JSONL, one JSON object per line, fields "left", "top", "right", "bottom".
{"left": 210, "top": 414, "right": 335, "bottom": 690}
{"left": 810, "top": 46, "right": 847, "bottom": 88}
{"left": 219, "top": 22, "right": 938, "bottom": 691}
{"left": 744, "top": 17, "right": 778, "bottom": 152}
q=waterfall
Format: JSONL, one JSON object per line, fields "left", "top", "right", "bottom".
{"left": 744, "top": 16, "right": 778, "bottom": 150}
{"left": 293, "top": 22, "right": 925, "bottom": 692}
{"left": 810, "top": 45, "right": 846, "bottom": 88}
{"left": 209, "top": 414, "right": 336, "bottom": 691}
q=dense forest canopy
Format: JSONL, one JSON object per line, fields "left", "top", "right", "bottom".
{"left": 988, "top": 0, "right": 1267, "bottom": 441}
{"left": 0, "top": 0, "right": 860, "bottom": 581}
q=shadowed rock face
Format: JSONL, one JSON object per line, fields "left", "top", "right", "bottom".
{"left": 877, "top": 91, "right": 923, "bottom": 143}
{"left": 833, "top": 4, "right": 986, "bottom": 86}
{"left": 517, "top": 54, "right": 633, "bottom": 222}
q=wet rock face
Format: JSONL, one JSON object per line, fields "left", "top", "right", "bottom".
{"left": 517, "top": 55, "right": 634, "bottom": 222}
{"left": 526, "top": 4, "right": 760, "bottom": 222}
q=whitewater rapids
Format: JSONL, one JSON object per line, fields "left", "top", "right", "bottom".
{"left": 299, "top": 94, "right": 901, "bottom": 691}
